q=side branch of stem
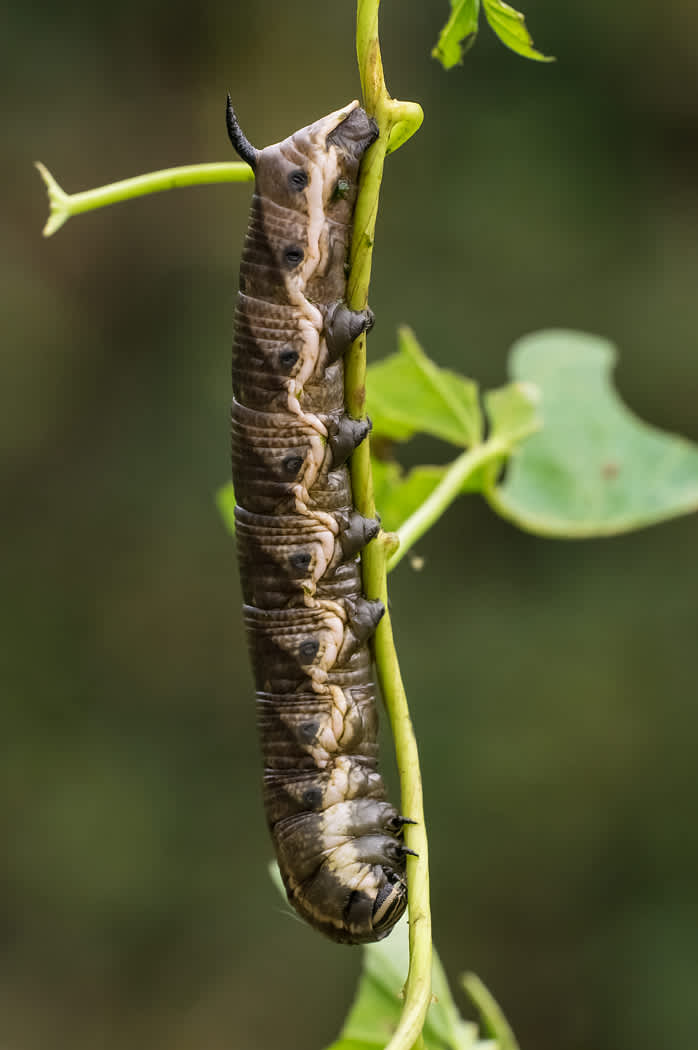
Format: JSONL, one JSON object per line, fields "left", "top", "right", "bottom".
{"left": 36, "top": 161, "right": 253, "bottom": 237}
{"left": 389, "top": 439, "right": 508, "bottom": 572}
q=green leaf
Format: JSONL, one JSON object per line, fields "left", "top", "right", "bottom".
{"left": 325, "top": 914, "right": 494, "bottom": 1050}
{"left": 371, "top": 377, "right": 542, "bottom": 569}
{"left": 373, "top": 459, "right": 447, "bottom": 534}
{"left": 371, "top": 380, "right": 541, "bottom": 542}
{"left": 216, "top": 480, "right": 236, "bottom": 536}
{"left": 487, "top": 329, "right": 698, "bottom": 536}
{"left": 432, "top": 0, "right": 480, "bottom": 70}
{"left": 462, "top": 974, "right": 519, "bottom": 1050}
{"left": 481, "top": 0, "right": 554, "bottom": 62}
{"left": 432, "top": 954, "right": 494, "bottom": 1050}
{"left": 367, "top": 327, "right": 482, "bottom": 447}
{"left": 268, "top": 862, "right": 503, "bottom": 1050}
{"left": 463, "top": 379, "right": 543, "bottom": 492}
{"left": 485, "top": 380, "right": 542, "bottom": 447}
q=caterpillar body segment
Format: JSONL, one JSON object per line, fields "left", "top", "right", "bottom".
{"left": 229, "top": 100, "right": 408, "bottom": 943}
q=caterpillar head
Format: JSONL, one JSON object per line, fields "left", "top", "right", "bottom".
{"left": 227, "top": 99, "right": 377, "bottom": 218}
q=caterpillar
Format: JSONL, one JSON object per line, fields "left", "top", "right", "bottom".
{"left": 226, "top": 97, "right": 410, "bottom": 944}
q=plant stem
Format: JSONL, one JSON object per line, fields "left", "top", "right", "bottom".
{"left": 347, "top": 4, "right": 429, "bottom": 1050}
{"left": 36, "top": 160, "right": 253, "bottom": 236}
{"left": 388, "top": 439, "right": 508, "bottom": 572}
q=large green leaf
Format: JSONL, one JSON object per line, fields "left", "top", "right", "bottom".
{"left": 366, "top": 327, "right": 482, "bottom": 448}
{"left": 481, "top": 0, "right": 553, "bottom": 62}
{"left": 487, "top": 330, "right": 698, "bottom": 536}
{"left": 432, "top": 0, "right": 480, "bottom": 70}
{"left": 325, "top": 914, "right": 494, "bottom": 1050}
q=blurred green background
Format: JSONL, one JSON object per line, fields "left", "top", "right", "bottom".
{"left": 2, "top": 1, "right": 697, "bottom": 1048}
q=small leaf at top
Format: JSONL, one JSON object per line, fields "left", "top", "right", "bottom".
{"left": 366, "top": 327, "right": 482, "bottom": 448}
{"left": 432, "top": 0, "right": 481, "bottom": 70}
{"left": 487, "top": 329, "right": 698, "bottom": 536}
{"left": 482, "top": 0, "right": 554, "bottom": 62}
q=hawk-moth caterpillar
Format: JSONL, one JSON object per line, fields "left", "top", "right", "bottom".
{"left": 227, "top": 97, "right": 410, "bottom": 944}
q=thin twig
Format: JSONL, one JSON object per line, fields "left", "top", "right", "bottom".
{"left": 36, "top": 161, "right": 253, "bottom": 236}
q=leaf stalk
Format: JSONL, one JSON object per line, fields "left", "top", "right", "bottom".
{"left": 389, "top": 438, "right": 508, "bottom": 572}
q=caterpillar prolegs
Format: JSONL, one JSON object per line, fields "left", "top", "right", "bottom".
{"left": 227, "top": 98, "right": 410, "bottom": 944}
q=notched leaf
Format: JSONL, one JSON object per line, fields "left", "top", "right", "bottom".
{"left": 487, "top": 329, "right": 698, "bottom": 536}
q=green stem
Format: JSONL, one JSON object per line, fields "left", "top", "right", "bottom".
{"left": 388, "top": 439, "right": 508, "bottom": 572}
{"left": 35, "top": 160, "right": 253, "bottom": 237}
{"left": 348, "top": 4, "right": 429, "bottom": 1050}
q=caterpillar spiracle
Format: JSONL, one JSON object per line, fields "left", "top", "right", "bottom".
{"left": 226, "top": 97, "right": 410, "bottom": 944}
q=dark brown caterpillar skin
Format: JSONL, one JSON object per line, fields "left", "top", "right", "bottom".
{"left": 227, "top": 99, "right": 409, "bottom": 944}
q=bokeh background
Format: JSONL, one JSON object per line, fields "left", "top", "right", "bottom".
{"left": 2, "top": 1, "right": 697, "bottom": 1048}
